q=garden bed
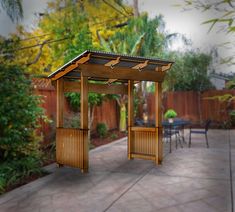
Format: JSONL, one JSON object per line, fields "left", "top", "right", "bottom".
{"left": 91, "top": 129, "right": 127, "bottom": 148}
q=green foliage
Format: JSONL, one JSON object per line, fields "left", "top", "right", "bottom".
{"left": 98, "top": 14, "right": 176, "bottom": 57}
{"left": 0, "top": 0, "right": 23, "bottom": 23}
{"left": 96, "top": 123, "right": 108, "bottom": 138}
{"left": 226, "top": 78, "right": 235, "bottom": 89}
{"left": 164, "top": 109, "right": 177, "bottom": 119}
{"left": 0, "top": 64, "right": 44, "bottom": 160}
{"left": 65, "top": 92, "right": 81, "bottom": 111}
{"left": 65, "top": 92, "right": 105, "bottom": 111}
{"left": 164, "top": 51, "right": 213, "bottom": 91}
{"left": 110, "top": 133, "right": 118, "bottom": 140}
{"left": 0, "top": 157, "right": 44, "bottom": 194}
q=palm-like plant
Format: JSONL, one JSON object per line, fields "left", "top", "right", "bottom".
{"left": 0, "top": 0, "right": 23, "bottom": 22}
{"left": 97, "top": 14, "right": 178, "bottom": 130}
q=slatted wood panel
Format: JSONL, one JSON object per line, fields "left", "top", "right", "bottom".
{"left": 56, "top": 128, "right": 87, "bottom": 170}
{"left": 129, "top": 127, "right": 157, "bottom": 160}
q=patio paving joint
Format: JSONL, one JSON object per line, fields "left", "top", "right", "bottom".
{"left": 103, "top": 165, "right": 155, "bottom": 212}
{"left": 229, "top": 130, "right": 234, "bottom": 212}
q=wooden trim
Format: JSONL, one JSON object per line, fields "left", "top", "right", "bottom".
{"left": 52, "top": 54, "right": 91, "bottom": 81}
{"left": 130, "top": 153, "right": 155, "bottom": 161}
{"left": 63, "top": 81, "right": 128, "bottom": 94}
{"left": 56, "top": 79, "right": 64, "bottom": 128}
{"left": 130, "top": 127, "right": 156, "bottom": 132}
{"left": 79, "top": 64, "right": 165, "bottom": 82}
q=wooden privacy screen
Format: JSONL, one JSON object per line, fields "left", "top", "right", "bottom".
{"left": 129, "top": 127, "right": 158, "bottom": 161}
{"left": 56, "top": 128, "right": 88, "bottom": 171}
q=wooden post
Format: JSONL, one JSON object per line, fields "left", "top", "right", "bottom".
{"left": 128, "top": 80, "right": 134, "bottom": 160}
{"left": 155, "top": 82, "right": 163, "bottom": 164}
{"left": 81, "top": 73, "right": 89, "bottom": 172}
{"left": 56, "top": 78, "right": 64, "bottom": 128}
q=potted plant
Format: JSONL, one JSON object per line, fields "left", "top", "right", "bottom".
{"left": 164, "top": 109, "right": 177, "bottom": 123}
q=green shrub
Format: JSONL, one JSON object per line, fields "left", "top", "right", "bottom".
{"left": 0, "top": 157, "right": 44, "bottom": 194}
{"left": 164, "top": 109, "right": 177, "bottom": 119}
{"left": 0, "top": 65, "right": 44, "bottom": 160}
{"left": 96, "top": 123, "right": 108, "bottom": 138}
{"left": 110, "top": 133, "right": 118, "bottom": 140}
{"left": 0, "top": 65, "right": 46, "bottom": 194}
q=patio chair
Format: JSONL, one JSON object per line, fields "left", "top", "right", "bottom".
{"left": 163, "top": 126, "right": 183, "bottom": 153}
{"left": 188, "top": 119, "right": 211, "bottom": 148}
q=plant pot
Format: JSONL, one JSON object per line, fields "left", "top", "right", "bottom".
{"left": 168, "top": 118, "right": 174, "bottom": 123}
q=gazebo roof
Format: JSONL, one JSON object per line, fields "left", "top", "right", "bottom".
{"left": 48, "top": 50, "right": 173, "bottom": 83}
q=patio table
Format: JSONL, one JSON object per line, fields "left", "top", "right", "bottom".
{"left": 162, "top": 119, "right": 191, "bottom": 153}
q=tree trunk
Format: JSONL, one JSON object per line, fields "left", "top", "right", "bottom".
{"left": 133, "top": 0, "right": 139, "bottom": 17}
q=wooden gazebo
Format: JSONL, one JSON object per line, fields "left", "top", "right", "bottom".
{"left": 48, "top": 50, "right": 173, "bottom": 173}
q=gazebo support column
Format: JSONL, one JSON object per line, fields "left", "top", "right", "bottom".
{"left": 128, "top": 80, "right": 134, "bottom": 160}
{"left": 56, "top": 78, "right": 64, "bottom": 128}
{"left": 81, "top": 73, "right": 89, "bottom": 173}
{"left": 155, "top": 82, "right": 163, "bottom": 164}
{"left": 56, "top": 78, "right": 64, "bottom": 167}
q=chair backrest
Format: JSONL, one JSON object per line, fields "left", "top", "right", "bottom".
{"left": 205, "top": 119, "right": 211, "bottom": 132}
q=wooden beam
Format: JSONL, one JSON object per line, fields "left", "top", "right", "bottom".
{"left": 52, "top": 53, "right": 91, "bottom": 81}
{"left": 104, "top": 57, "right": 120, "bottom": 68}
{"left": 79, "top": 64, "right": 165, "bottom": 82}
{"left": 89, "top": 83, "right": 127, "bottom": 95}
{"left": 155, "top": 82, "right": 163, "bottom": 165}
{"left": 132, "top": 60, "right": 149, "bottom": 71}
{"left": 128, "top": 80, "right": 134, "bottom": 160}
{"left": 63, "top": 81, "right": 128, "bottom": 94}
{"left": 56, "top": 78, "right": 64, "bottom": 127}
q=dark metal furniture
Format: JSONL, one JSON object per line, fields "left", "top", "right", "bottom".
{"left": 188, "top": 119, "right": 211, "bottom": 148}
{"left": 162, "top": 119, "right": 191, "bottom": 153}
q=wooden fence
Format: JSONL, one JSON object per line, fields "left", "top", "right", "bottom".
{"left": 147, "top": 90, "right": 235, "bottom": 125}
{"left": 33, "top": 79, "right": 235, "bottom": 143}
{"left": 33, "top": 78, "right": 118, "bottom": 144}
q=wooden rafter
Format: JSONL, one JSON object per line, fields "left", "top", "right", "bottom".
{"left": 155, "top": 63, "right": 172, "bottom": 72}
{"left": 52, "top": 53, "right": 91, "bottom": 80}
{"left": 105, "top": 57, "right": 120, "bottom": 69}
{"left": 132, "top": 60, "right": 149, "bottom": 71}
{"left": 107, "top": 79, "right": 118, "bottom": 84}
{"left": 79, "top": 64, "right": 165, "bottom": 82}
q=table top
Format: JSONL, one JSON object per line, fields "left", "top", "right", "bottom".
{"left": 162, "top": 118, "right": 191, "bottom": 127}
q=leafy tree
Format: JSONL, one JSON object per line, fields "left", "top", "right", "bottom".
{"left": 98, "top": 13, "right": 178, "bottom": 130}
{"left": 0, "top": 0, "right": 23, "bottom": 22}
{"left": 164, "top": 50, "right": 214, "bottom": 91}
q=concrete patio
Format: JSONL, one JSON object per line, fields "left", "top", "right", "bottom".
{"left": 0, "top": 129, "right": 234, "bottom": 212}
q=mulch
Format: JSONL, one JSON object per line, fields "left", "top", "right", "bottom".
{"left": 91, "top": 129, "right": 127, "bottom": 148}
